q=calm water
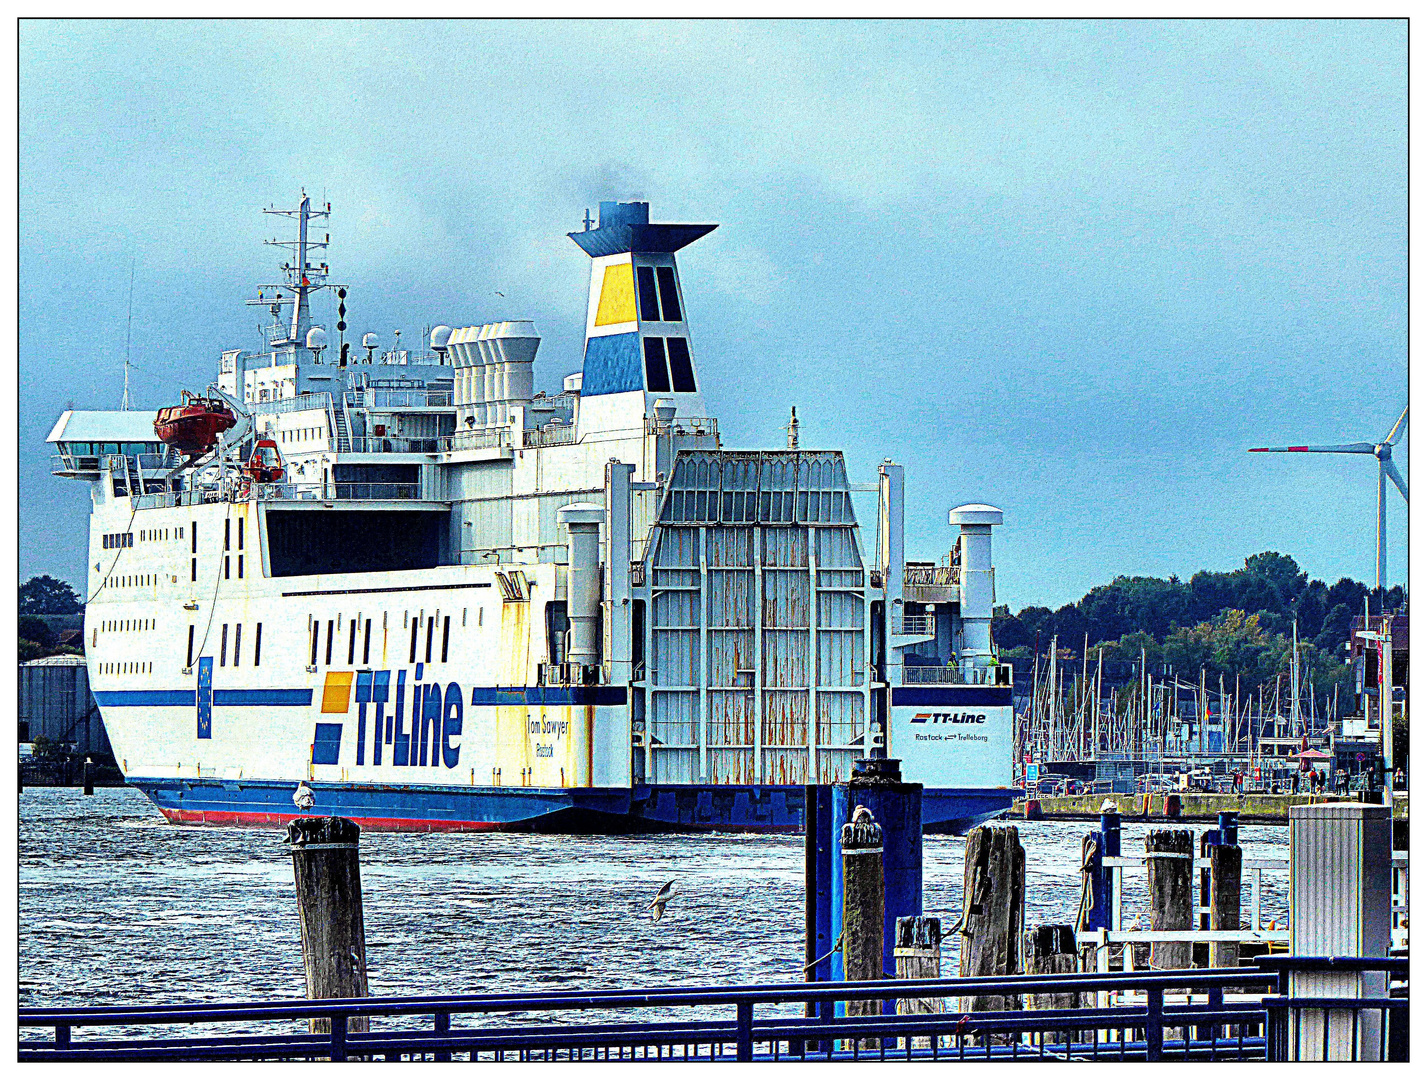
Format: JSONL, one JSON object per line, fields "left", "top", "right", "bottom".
{"left": 19, "top": 786, "right": 1289, "bottom": 1011}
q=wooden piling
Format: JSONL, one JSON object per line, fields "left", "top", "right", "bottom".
{"left": 1146, "top": 829, "right": 1194, "bottom": 971}
{"left": 82, "top": 758, "right": 94, "bottom": 796}
{"left": 1208, "top": 843, "right": 1242, "bottom": 969}
{"left": 288, "top": 816, "right": 370, "bottom": 1036}
{"left": 841, "top": 804, "right": 885, "bottom": 1028}
{"left": 895, "top": 915, "right": 942, "bottom": 1016}
{"left": 1024, "top": 924, "right": 1082, "bottom": 1045}
{"left": 959, "top": 825, "right": 1025, "bottom": 1016}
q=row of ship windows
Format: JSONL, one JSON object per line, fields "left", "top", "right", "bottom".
{"left": 307, "top": 607, "right": 484, "bottom": 668}
{"left": 277, "top": 427, "right": 325, "bottom": 443}
{"left": 100, "top": 661, "right": 152, "bottom": 675}
{"left": 101, "top": 618, "right": 154, "bottom": 632}
{"left": 187, "top": 622, "right": 263, "bottom": 669}
{"left": 107, "top": 574, "right": 159, "bottom": 589}
{"left": 106, "top": 527, "right": 187, "bottom": 548}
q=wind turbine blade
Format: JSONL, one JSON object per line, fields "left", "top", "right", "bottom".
{"left": 1247, "top": 443, "right": 1376, "bottom": 454}
{"left": 1384, "top": 458, "right": 1408, "bottom": 502}
{"left": 1385, "top": 404, "right": 1409, "bottom": 446}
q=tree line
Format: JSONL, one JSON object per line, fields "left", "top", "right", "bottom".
{"left": 993, "top": 552, "right": 1405, "bottom": 707}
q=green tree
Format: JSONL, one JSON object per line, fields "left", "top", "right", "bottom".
{"left": 19, "top": 639, "right": 44, "bottom": 664}
{"left": 17, "top": 615, "right": 56, "bottom": 650}
{"left": 19, "top": 575, "right": 82, "bottom": 615}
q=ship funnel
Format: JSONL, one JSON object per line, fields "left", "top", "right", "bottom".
{"left": 948, "top": 503, "right": 1003, "bottom": 682}
{"left": 568, "top": 202, "right": 716, "bottom": 414}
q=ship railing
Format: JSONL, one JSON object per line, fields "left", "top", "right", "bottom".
{"left": 22, "top": 962, "right": 1408, "bottom": 1062}
{"left": 343, "top": 436, "right": 446, "bottom": 454}
{"left": 131, "top": 489, "right": 223, "bottom": 510}
{"left": 901, "top": 665, "right": 962, "bottom": 684}
{"left": 904, "top": 565, "right": 960, "bottom": 587}
{"left": 897, "top": 614, "right": 935, "bottom": 637}
{"left": 438, "top": 429, "right": 515, "bottom": 453}
{"left": 260, "top": 481, "right": 426, "bottom": 502}
{"left": 252, "top": 391, "right": 334, "bottom": 417}
{"left": 644, "top": 416, "right": 720, "bottom": 438}
{"left": 522, "top": 424, "right": 577, "bottom": 448}
{"left": 345, "top": 389, "right": 454, "bottom": 409}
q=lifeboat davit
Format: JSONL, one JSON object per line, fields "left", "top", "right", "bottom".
{"left": 154, "top": 391, "right": 237, "bottom": 457}
{"left": 245, "top": 439, "right": 285, "bottom": 484}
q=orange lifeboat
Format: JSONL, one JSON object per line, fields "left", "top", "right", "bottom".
{"left": 154, "top": 391, "right": 237, "bottom": 457}
{"left": 245, "top": 439, "right": 285, "bottom": 484}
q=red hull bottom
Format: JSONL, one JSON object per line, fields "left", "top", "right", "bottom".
{"left": 158, "top": 806, "right": 503, "bottom": 832}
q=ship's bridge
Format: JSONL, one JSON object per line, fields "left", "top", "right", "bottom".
{"left": 48, "top": 410, "right": 181, "bottom": 490}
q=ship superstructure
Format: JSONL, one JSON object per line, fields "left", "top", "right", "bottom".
{"left": 47, "top": 195, "right": 1017, "bottom": 832}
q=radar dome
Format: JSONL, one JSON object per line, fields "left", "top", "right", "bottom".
{"left": 305, "top": 327, "right": 328, "bottom": 351}
{"left": 362, "top": 332, "right": 379, "bottom": 349}
{"left": 430, "top": 325, "right": 453, "bottom": 351}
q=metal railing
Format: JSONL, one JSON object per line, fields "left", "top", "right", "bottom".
{"left": 897, "top": 614, "right": 935, "bottom": 637}
{"left": 344, "top": 436, "right": 445, "bottom": 454}
{"left": 345, "top": 389, "right": 454, "bottom": 409}
{"left": 20, "top": 965, "right": 1324, "bottom": 1063}
{"left": 902, "top": 665, "right": 963, "bottom": 684}
{"left": 438, "top": 429, "right": 514, "bottom": 453}
{"left": 644, "top": 416, "right": 719, "bottom": 438}
{"left": 252, "top": 391, "right": 333, "bottom": 417}
{"left": 522, "top": 424, "right": 578, "bottom": 448}
{"left": 904, "top": 565, "right": 960, "bottom": 587}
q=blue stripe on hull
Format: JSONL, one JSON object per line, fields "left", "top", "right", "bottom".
{"left": 129, "top": 778, "right": 1016, "bottom": 834}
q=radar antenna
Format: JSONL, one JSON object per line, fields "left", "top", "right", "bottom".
{"left": 244, "top": 191, "right": 346, "bottom": 351}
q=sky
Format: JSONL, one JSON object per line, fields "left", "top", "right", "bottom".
{"left": 18, "top": 19, "right": 1408, "bottom": 611}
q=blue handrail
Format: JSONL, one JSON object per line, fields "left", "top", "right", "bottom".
{"left": 17, "top": 957, "right": 1405, "bottom": 1063}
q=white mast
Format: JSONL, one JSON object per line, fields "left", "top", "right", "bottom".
{"left": 121, "top": 259, "right": 135, "bottom": 410}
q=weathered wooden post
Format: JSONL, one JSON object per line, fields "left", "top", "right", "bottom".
{"left": 1024, "top": 924, "right": 1081, "bottom": 1047}
{"left": 959, "top": 825, "right": 1025, "bottom": 1018}
{"left": 895, "top": 915, "right": 942, "bottom": 1048}
{"left": 841, "top": 804, "right": 885, "bottom": 1030}
{"left": 288, "top": 816, "right": 370, "bottom": 1036}
{"left": 1208, "top": 837, "right": 1242, "bottom": 970}
{"left": 1146, "top": 829, "right": 1194, "bottom": 970}
{"left": 82, "top": 757, "right": 94, "bottom": 796}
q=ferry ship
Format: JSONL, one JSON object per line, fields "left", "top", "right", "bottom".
{"left": 47, "top": 194, "right": 1017, "bottom": 832}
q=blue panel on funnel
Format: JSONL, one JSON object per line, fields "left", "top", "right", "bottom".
{"left": 582, "top": 332, "right": 644, "bottom": 395}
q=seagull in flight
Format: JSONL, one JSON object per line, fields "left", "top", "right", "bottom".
{"left": 647, "top": 879, "right": 677, "bottom": 922}
{"left": 293, "top": 782, "right": 316, "bottom": 811}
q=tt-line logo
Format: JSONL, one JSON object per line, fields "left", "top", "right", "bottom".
{"left": 910, "top": 712, "right": 987, "bottom": 725}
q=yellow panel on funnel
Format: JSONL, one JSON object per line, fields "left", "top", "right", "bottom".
{"left": 594, "top": 263, "right": 637, "bottom": 326}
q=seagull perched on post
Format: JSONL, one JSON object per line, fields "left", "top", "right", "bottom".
{"left": 646, "top": 879, "right": 677, "bottom": 922}
{"left": 293, "top": 782, "right": 316, "bottom": 811}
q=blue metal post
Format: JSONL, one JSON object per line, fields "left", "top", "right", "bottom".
{"left": 1085, "top": 810, "right": 1120, "bottom": 931}
{"left": 830, "top": 758, "right": 922, "bottom": 1013}
{"left": 805, "top": 784, "right": 836, "bottom": 1034}
{"left": 1216, "top": 810, "right": 1238, "bottom": 847}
